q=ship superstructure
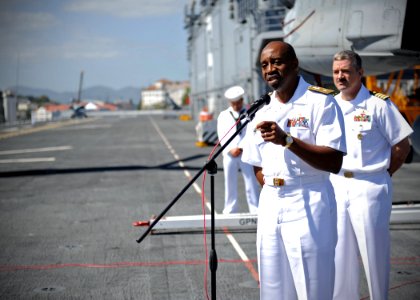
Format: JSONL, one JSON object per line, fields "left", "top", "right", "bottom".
{"left": 184, "top": 0, "right": 287, "bottom": 120}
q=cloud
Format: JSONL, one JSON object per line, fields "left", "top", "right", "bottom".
{"left": 0, "top": 0, "right": 189, "bottom": 91}
{"left": 0, "top": 11, "right": 58, "bottom": 32}
{"left": 0, "top": 11, "right": 59, "bottom": 60}
{"left": 65, "top": 0, "right": 187, "bottom": 18}
{"left": 0, "top": 31, "right": 120, "bottom": 63}
{"left": 59, "top": 37, "right": 121, "bottom": 59}
{"left": 46, "top": 39, "right": 121, "bottom": 61}
{"left": 0, "top": 4, "right": 121, "bottom": 62}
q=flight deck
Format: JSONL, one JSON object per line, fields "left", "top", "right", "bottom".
{"left": 0, "top": 113, "right": 419, "bottom": 299}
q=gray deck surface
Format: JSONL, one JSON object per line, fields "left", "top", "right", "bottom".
{"left": 0, "top": 114, "right": 419, "bottom": 299}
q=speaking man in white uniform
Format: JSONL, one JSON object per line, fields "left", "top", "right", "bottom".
{"left": 241, "top": 41, "right": 346, "bottom": 299}
{"left": 217, "top": 85, "right": 260, "bottom": 214}
{"left": 330, "top": 50, "right": 413, "bottom": 300}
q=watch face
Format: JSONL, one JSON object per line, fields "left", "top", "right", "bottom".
{"left": 285, "top": 135, "right": 293, "bottom": 147}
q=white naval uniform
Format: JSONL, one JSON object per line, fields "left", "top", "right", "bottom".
{"left": 241, "top": 77, "right": 347, "bottom": 300}
{"left": 217, "top": 106, "right": 260, "bottom": 214}
{"left": 331, "top": 85, "right": 413, "bottom": 300}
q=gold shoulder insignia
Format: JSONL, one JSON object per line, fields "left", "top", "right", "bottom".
{"left": 370, "top": 91, "right": 390, "bottom": 100}
{"left": 308, "top": 85, "right": 336, "bottom": 95}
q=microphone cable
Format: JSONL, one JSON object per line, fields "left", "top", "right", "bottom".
{"left": 201, "top": 117, "right": 242, "bottom": 300}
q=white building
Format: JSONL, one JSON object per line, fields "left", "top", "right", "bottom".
{"left": 141, "top": 79, "right": 189, "bottom": 109}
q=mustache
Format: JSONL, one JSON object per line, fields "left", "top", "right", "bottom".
{"left": 266, "top": 71, "right": 283, "bottom": 79}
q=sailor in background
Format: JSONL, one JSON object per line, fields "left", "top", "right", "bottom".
{"left": 217, "top": 85, "right": 260, "bottom": 214}
{"left": 330, "top": 50, "right": 413, "bottom": 300}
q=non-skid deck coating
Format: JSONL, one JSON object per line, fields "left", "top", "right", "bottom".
{"left": 0, "top": 114, "right": 419, "bottom": 299}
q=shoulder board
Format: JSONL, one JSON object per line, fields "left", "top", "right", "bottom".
{"left": 307, "top": 85, "right": 336, "bottom": 95}
{"left": 370, "top": 91, "right": 390, "bottom": 100}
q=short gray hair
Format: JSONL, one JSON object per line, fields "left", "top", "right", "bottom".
{"left": 333, "top": 50, "right": 362, "bottom": 71}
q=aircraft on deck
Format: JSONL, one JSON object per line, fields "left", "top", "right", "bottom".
{"left": 280, "top": 0, "right": 420, "bottom": 154}
{"left": 281, "top": 0, "right": 419, "bottom": 76}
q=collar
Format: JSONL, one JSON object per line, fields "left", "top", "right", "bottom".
{"left": 268, "top": 76, "right": 308, "bottom": 108}
{"left": 337, "top": 85, "right": 369, "bottom": 114}
{"left": 228, "top": 106, "right": 245, "bottom": 116}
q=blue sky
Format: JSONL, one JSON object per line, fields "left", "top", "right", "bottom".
{"left": 0, "top": 0, "right": 190, "bottom": 93}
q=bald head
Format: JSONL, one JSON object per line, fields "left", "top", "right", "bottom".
{"left": 260, "top": 41, "right": 299, "bottom": 92}
{"left": 262, "top": 41, "right": 298, "bottom": 62}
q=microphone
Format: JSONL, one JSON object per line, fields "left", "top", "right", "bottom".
{"left": 240, "top": 92, "right": 272, "bottom": 120}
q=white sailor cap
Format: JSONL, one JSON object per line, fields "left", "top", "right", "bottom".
{"left": 224, "top": 86, "right": 245, "bottom": 102}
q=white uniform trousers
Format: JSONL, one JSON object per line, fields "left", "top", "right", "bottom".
{"left": 222, "top": 153, "right": 259, "bottom": 214}
{"left": 257, "top": 179, "right": 337, "bottom": 300}
{"left": 330, "top": 171, "right": 392, "bottom": 300}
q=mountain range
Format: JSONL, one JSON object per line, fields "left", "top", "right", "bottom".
{"left": 9, "top": 85, "right": 142, "bottom": 104}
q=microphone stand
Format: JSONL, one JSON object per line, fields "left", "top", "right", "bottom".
{"left": 136, "top": 94, "right": 270, "bottom": 300}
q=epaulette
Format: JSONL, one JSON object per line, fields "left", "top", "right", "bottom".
{"left": 370, "top": 91, "right": 390, "bottom": 100}
{"left": 308, "top": 85, "right": 337, "bottom": 95}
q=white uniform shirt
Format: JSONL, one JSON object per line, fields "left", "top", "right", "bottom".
{"left": 217, "top": 106, "right": 246, "bottom": 156}
{"left": 241, "top": 77, "right": 346, "bottom": 179}
{"left": 335, "top": 84, "right": 413, "bottom": 173}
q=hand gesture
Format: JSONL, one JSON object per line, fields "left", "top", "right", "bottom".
{"left": 256, "top": 121, "right": 287, "bottom": 146}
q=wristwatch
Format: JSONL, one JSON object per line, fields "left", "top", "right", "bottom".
{"left": 284, "top": 133, "right": 293, "bottom": 148}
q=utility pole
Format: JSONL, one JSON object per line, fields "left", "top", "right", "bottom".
{"left": 77, "top": 70, "right": 84, "bottom": 103}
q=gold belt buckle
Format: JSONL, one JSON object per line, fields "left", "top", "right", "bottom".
{"left": 344, "top": 171, "right": 354, "bottom": 178}
{"left": 273, "top": 178, "right": 285, "bottom": 186}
